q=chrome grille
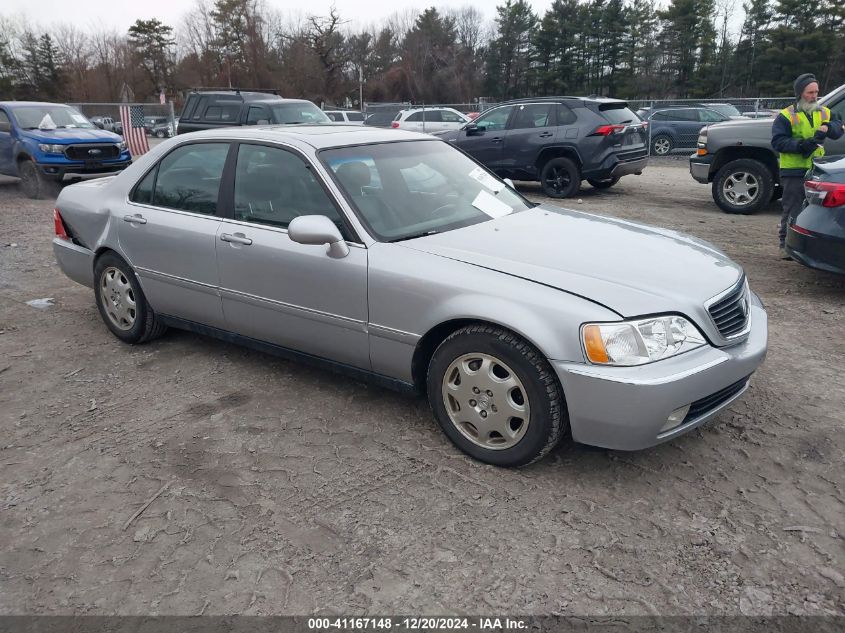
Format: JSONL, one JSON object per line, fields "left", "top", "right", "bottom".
{"left": 64, "top": 144, "right": 120, "bottom": 160}
{"left": 708, "top": 277, "right": 750, "bottom": 338}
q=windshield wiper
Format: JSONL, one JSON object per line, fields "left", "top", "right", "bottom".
{"left": 389, "top": 229, "right": 440, "bottom": 242}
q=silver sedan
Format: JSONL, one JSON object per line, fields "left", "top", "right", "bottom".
{"left": 52, "top": 125, "right": 768, "bottom": 466}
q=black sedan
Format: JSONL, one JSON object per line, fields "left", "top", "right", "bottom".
{"left": 786, "top": 155, "right": 845, "bottom": 274}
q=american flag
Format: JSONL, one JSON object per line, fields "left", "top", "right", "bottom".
{"left": 119, "top": 104, "right": 150, "bottom": 157}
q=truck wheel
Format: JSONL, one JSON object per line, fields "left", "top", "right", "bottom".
{"left": 19, "top": 160, "right": 59, "bottom": 200}
{"left": 712, "top": 159, "right": 773, "bottom": 214}
{"left": 540, "top": 157, "right": 580, "bottom": 198}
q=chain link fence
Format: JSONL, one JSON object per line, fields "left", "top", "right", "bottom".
{"left": 69, "top": 102, "right": 178, "bottom": 138}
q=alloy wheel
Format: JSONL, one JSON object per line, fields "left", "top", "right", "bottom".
{"left": 722, "top": 171, "right": 759, "bottom": 206}
{"left": 99, "top": 267, "right": 137, "bottom": 331}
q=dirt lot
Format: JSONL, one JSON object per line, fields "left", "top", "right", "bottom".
{"left": 1, "top": 159, "right": 843, "bottom": 617}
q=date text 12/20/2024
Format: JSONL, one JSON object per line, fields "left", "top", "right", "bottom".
{"left": 307, "top": 617, "right": 528, "bottom": 631}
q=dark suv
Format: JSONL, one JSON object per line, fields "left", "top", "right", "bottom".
{"left": 177, "top": 89, "right": 330, "bottom": 134}
{"left": 435, "top": 97, "right": 647, "bottom": 198}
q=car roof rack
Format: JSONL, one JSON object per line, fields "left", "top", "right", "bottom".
{"left": 189, "top": 87, "right": 280, "bottom": 95}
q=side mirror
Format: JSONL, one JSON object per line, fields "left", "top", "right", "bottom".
{"left": 465, "top": 123, "right": 484, "bottom": 136}
{"left": 288, "top": 215, "right": 349, "bottom": 258}
{"left": 0, "top": 121, "right": 11, "bottom": 133}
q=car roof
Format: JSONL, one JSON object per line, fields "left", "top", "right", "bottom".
{"left": 172, "top": 124, "right": 437, "bottom": 149}
{"left": 0, "top": 101, "right": 75, "bottom": 108}
{"left": 500, "top": 96, "right": 627, "bottom": 105}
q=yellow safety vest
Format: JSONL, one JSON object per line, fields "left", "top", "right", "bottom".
{"left": 778, "top": 105, "right": 831, "bottom": 170}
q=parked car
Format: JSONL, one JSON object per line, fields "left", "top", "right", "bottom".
{"left": 177, "top": 89, "right": 330, "bottom": 134}
{"left": 324, "top": 110, "right": 366, "bottom": 125}
{"left": 144, "top": 116, "right": 174, "bottom": 138}
{"left": 391, "top": 107, "right": 471, "bottom": 133}
{"left": 784, "top": 155, "right": 845, "bottom": 273}
{"left": 364, "top": 110, "right": 404, "bottom": 128}
{"left": 0, "top": 102, "right": 131, "bottom": 199}
{"left": 51, "top": 125, "right": 767, "bottom": 466}
{"left": 638, "top": 107, "right": 730, "bottom": 155}
{"left": 436, "top": 96, "right": 648, "bottom": 198}
{"left": 690, "top": 83, "right": 845, "bottom": 214}
{"left": 91, "top": 116, "right": 118, "bottom": 132}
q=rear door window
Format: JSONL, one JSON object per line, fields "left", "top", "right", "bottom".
{"left": 440, "top": 110, "right": 465, "bottom": 123}
{"left": 246, "top": 106, "right": 270, "bottom": 125}
{"left": 511, "top": 104, "right": 554, "bottom": 129}
{"left": 555, "top": 104, "right": 577, "bottom": 125}
{"left": 152, "top": 143, "right": 229, "bottom": 215}
{"left": 347, "top": 112, "right": 365, "bottom": 122}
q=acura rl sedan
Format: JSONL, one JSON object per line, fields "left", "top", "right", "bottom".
{"left": 52, "top": 125, "right": 768, "bottom": 467}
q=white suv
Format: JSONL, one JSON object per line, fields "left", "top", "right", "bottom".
{"left": 391, "top": 107, "right": 471, "bottom": 133}
{"left": 324, "top": 110, "right": 366, "bottom": 125}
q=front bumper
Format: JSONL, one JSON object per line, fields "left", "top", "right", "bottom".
{"left": 37, "top": 159, "right": 131, "bottom": 182}
{"left": 689, "top": 154, "right": 713, "bottom": 183}
{"left": 53, "top": 238, "right": 95, "bottom": 288}
{"left": 552, "top": 297, "right": 768, "bottom": 450}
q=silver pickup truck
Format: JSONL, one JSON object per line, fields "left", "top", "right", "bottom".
{"left": 690, "top": 84, "right": 845, "bottom": 213}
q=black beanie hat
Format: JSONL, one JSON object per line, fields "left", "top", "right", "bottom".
{"left": 794, "top": 73, "right": 818, "bottom": 98}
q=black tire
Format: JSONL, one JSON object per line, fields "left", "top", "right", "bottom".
{"left": 426, "top": 324, "right": 568, "bottom": 467}
{"left": 712, "top": 158, "right": 774, "bottom": 214}
{"left": 539, "top": 157, "right": 580, "bottom": 198}
{"left": 587, "top": 177, "right": 620, "bottom": 189}
{"left": 651, "top": 134, "right": 673, "bottom": 156}
{"left": 94, "top": 252, "right": 167, "bottom": 344}
{"left": 155, "top": 130, "right": 166, "bottom": 138}
{"left": 19, "top": 160, "right": 59, "bottom": 200}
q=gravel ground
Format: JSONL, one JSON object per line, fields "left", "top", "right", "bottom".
{"left": 0, "top": 159, "right": 843, "bottom": 617}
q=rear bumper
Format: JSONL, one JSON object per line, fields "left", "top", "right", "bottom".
{"left": 585, "top": 156, "right": 648, "bottom": 181}
{"left": 53, "top": 238, "right": 95, "bottom": 288}
{"left": 689, "top": 154, "right": 713, "bottom": 183}
{"left": 785, "top": 226, "right": 845, "bottom": 275}
{"left": 552, "top": 297, "right": 767, "bottom": 450}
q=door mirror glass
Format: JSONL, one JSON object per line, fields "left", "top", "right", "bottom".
{"left": 465, "top": 123, "right": 483, "bottom": 135}
{"left": 288, "top": 215, "right": 349, "bottom": 258}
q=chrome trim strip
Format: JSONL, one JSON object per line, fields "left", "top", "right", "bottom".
{"left": 560, "top": 356, "right": 729, "bottom": 386}
{"left": 135, "top": 267, "right": 220, "bottom": 296}
{"left": 220, "top": 287, "right": 367, "bottom": 333}
{"left": 368, "top": 323, "right": 422, "bottom": 345}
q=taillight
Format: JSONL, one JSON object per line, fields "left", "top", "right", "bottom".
{"left": 791, "top": 224, "right": 813, "bottom": 236}
{"left": 391, "top": 121, "right": 400, "bottom": 129}
{"left": 804, "top": 180, "right": 845, "bottom": 208}
{"left": 54, "top": 208, "right": 70, "bottom": 240}
{"left": 591, "top": 124, "right": 626, "bottom": 136}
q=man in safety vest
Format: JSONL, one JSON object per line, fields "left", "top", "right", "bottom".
{"left": 771, "top": 73, "right": 843, "bottom": 259}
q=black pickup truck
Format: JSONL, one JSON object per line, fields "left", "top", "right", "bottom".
{"left": 177, "top": 90, "right": 330, "bottom": 134}
{"left": 689, "top": 84, "right": 845, "bottom": 213}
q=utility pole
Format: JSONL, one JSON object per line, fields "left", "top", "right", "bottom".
{"left": 359, "top": 67, "right": 364, "bottom": 112}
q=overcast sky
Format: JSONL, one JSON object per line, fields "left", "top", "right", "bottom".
{"left": 4, "top": 0, "right": 556, "bottom": 33}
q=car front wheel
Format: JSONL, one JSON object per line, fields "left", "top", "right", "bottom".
{"left": 19, "top": 160, "right": 59, "bottom": 199}
{"left": 427, "top": 324, "right": 567, "bottom": 467}
{"left": 712, "top": 159, "right": 773, "bottom": 214}
{"left": 94, "top": 252, "right": 167, "bottom": 344}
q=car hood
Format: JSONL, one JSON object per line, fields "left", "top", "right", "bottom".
{"left": 22, "top": 128, "right": 122, "bottom": 143}
{"left": 400, "top": 205, "right": 743, "bottom": 318}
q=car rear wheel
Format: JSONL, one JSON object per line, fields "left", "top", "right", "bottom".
{"left": 587, "top": 177, "right": 620, "bottom": 189}
{"left": 19, "top": 160, "right": 59, "bottom": 200}
{"left": 155, "top": 130, "right": 166, "bottom": 138}
{"left": 94, "top": 252, "right": 167, "bottom": 344}
{"left": 427, "top": 324, "right": 567, "bottom": 467}
{"left": 540, "top": 157, "right": 580, "bottom": 198}
{"left": 651, "top": 135, "right": 673, "bottom": 156}
{"left": 712, "top": 159, "right": 774, "bottom": 214}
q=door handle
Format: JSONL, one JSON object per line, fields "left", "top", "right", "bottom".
{"left": 538, "top": 132, "right": 554, "bottom": 138}
{"left": 123, "top": 214, "right": 147, "bottom": 225}
{"left": 220, "top": 232, "right": 253, "bottom": 246}
{"left": 491, "top": 137, "right": 503, "bottom": 143}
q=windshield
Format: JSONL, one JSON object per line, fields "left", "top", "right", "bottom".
{"left": 709, "top": 104, "right": 742, "bottom": 117}
{"left": 269, "top": 102, "right": 330, "bottom": 124}
{"left": 320, "top": 140, "right": 532, "bottom": 242}
{"left": 11, "top": 105, "right": 95, "bottom": 130}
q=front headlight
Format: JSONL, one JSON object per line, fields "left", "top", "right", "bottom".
{"left": 582, "top": 316, "right": 707, "bottom": 366}
{"left": 38, "top": 144, "right": 65, "bottom": 154}
{"left": 117, "top": 141, "right": 127, "bottom": 152}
